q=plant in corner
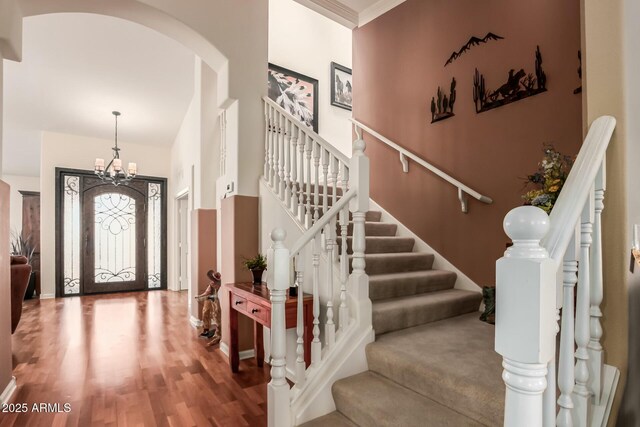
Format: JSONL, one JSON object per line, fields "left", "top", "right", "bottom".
{"left": 10, "top": 231, "right": 36, "bottom": 299}
{"left": 522, "top": 144, "right": 574, "bottom": 214}
{"left": 243, "top": 253, "right": 267, "bottom": 286}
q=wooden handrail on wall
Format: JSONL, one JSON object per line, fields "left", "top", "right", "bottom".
{"left": 350, "top": 118, "right": 492, "bottom": 213}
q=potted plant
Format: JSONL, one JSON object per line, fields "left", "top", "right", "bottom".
{"left": 243, "top": 253, "right": 267, "bottom": 286}
{"left": 10, "top": 232, "right": 36, "bottom": 300}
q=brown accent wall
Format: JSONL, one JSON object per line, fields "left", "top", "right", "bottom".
{"left": 220, "top": 195, "right": 259, "bottom": 352}
{"left": 353, "top": 0, "right": 582, "bottom": 285}
{"left": 190, "top": 209, "right": 217, "bottom": 320}
{"left": 0, "top": 180, "right": 13, "bottom": 395}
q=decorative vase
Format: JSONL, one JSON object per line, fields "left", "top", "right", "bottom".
{"left": 251, "top": 269, "right": 264, "bottom": 286}
{"left": 480, "top": 286, "right": 495, "bottom": 325}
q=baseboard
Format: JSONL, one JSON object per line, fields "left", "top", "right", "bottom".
{"left": 39, "top": 293, "right": 55, "bottom": 300}
{"left": 0, "top": 377, "right": 16, "bottom": 405}
{"left": 189, "top": 315, "right": 203, "bottom": 328}
{"left": 592, "top": 364, "right": 620, "bottom": 427}
{"left": 219, "top": 342, "right": 256, "bottom": 361}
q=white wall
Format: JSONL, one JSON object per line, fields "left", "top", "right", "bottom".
{"left": 40, "top": 131, "right": 171, "bottom": 298}
{"left": 0, "top": 174, "right": 39, "bottom": 234}
{"left": 269, "top": 0, "right": 353, "bottom": 156}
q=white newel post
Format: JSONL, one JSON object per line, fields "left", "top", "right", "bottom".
{"left": 268, "top": 229, "right": 291, "bottom": 427}
{"left": 349, "top": 134, "right": 372, "bottom": 327}
{"left": 588, "top": 162, "right": 605, "bottom": 404}
{"left": 496, "top": 207, "right": 556, "bottom": 427}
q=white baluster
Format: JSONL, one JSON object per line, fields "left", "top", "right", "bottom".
{"left": 272, "top": 111, "right": 280, "bottom": 191}
{"left": 278, "top": 113, "right": 286, "bottom": 200}
{"left": 305, "top": 135, "right": 313, "bottom": 228}
{"left": 268, "top": 107, "right": 275, "bottom": 187}
{"left": 290, "top": 124, "right": 299, "bottom": 216}
{"left": 294, "top": 255, "right": 306, "bottom": 386}
{"left": 331, "top": 156, "right": 340, "bottom": 263}
{"left": 313, "top": 141, "right": 321, "bottom": 224}
{"left": 573, "top": 191, "right": 594, "bottom": 426}
{"left": 557, "top": 227, "right": 579, "bottom": 427}
{"left": 268, "top": 228, "right": 291, "bottom": 427}
{"left": 325, "top": 236, "right": 336, "bottom": 348}
{"left": 311, "top": 235, "right": 322, "bottom": 364}
{"left": 349, "top": 136, "right": 371, "bottom": 324}
{"left": 284, "top": 119, "right": 292, "bottom": 207}
{"left": 339, "top": 204, "right": 349, "bottom": 331}
{"left": 298, "top": 130, "right": 306, "bottom": 224}
{"left": 589, "top": 162, "right": 605, "bottom": 404}
{"left": 322, "top": 149, "right": 329, "bottom": 222}
{"left": 263, "top": 104, "right": 269, "bottom": 180}
{"left": 496, "top": 207, "right": 556, "bottom": 427}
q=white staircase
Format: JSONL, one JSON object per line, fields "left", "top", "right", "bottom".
{"left": 260, "top": 95, "right": 620, "bottom": 426}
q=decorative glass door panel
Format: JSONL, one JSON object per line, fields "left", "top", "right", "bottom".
{"left": 94, "top": 193, "right": 137, "bottom": 283}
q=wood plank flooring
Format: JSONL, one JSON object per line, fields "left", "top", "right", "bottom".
{"left": 0, "top": 291, "right": 269, "bottom": 427}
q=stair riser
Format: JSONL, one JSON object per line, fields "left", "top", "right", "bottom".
{"left": 369, "top": 272, "right": 456, "bottom": 301}
{"left": 337, "top": 237, "right": 415, "bottom": 254}
{"left": 350, "top": 254, "right": 435, "bottom": 275}
{"left": 339, "top": 222, "right": 397, "bottom": 237}
{"left": 372, "top": 292, "right": 481, "bottom": 335}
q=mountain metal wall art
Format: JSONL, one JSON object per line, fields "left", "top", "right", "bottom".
{"left": 444, "top": 33, "right": 504, "bottom": 67}
{"left": 430, "top": 77, "right": 457, "bottom": 123}
{"left": 472, "top": 46, "right": 547, "bottom": 114}
{"left": 574, "top": 50, "right": 582, "bottom": 94}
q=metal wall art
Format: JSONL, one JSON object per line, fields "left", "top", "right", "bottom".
{"left": 430, "top": 77, "right": 457, "bottom": 123}
{"left": 574, "top": 50, "right": 582, "bottom": 94}
{"left": 444, "top": 33, "right": 504, "bottom": 67}
{"left": 473, "top": 46, "right": 547, "bottom": 114}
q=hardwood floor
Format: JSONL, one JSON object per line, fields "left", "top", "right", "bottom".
{"left": 1, "top": 291, "right": 269, "bottom": 427}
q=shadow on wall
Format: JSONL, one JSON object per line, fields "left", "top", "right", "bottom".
{"left": 617, "top": 276, "right": 640, "bottom": 427}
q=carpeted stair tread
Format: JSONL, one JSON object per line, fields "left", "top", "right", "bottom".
{"left": 350, "top": 252, "right": 435, "bottom": 275}
{"left": 340, "top": 221, "right": 398, "bottom": 237}
{"left": 300, "top": 411, "right": 358, "bottom": 427}
{"left": 369, "top": 270, "right": 457, "bottom": 301}
{"left": 332, "top": 371, "right": 484, "bottom": 427}
{"left": 372, "top": 289, "right": 481, "bottom": 335}
{"left": 367, "top": 312, "right": 504, "bottom": 425}
{"left": 337, "top": 236, "right": 415, "bottom": 254}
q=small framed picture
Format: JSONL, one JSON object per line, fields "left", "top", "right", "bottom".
{"left": 331, "top": 62, "right": 353, "bottom": 111}
{"left": 267, "top": 63, "right": 319, "bottom": 132}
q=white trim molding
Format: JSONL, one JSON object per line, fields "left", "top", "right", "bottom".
{"left": 293, "top": 0, "right": 358, "bottom": 28}
{"left": 39, "top": 293, "right": 55, "bottom": 300}
{"left": 0, "top": 377, "right": 17, "bottom": 405}
{"left": 189, "top": 315, "right": 203, "bottom": 329}
{"left": 219, "top": 342, "right": 256, "bottom": 361}
{"left": 359, "top": 0, "right": 407, "bottom": 26}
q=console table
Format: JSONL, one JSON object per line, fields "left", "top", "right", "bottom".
{"left": 227, "top": 282, "right": 313, "bottom": 373}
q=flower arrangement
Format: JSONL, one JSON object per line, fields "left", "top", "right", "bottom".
{"left": 243, "top": 254, "right": 267, "bottom": 271}
{"left": 522, "top": 145, "right": 574, "bottom": 214}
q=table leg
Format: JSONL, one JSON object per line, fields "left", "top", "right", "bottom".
{"left": 229, "top": 295, "right": 240, "bottom": 373}
{"left": 304, "top": 303, "right": 312, "bottom": 368}
{"left": 254, "top": 322, "right": 264, "bottom": 367}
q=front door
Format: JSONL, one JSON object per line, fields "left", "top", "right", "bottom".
{"left": 82, "top": 179, "right": 147, "bottom": 294}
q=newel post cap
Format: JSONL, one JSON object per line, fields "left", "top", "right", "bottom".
{"left": 271, "top": 228, "right": 286, "bottom": 245}
{"left": 503, "top": 206, "right": 550, "bottom": 259}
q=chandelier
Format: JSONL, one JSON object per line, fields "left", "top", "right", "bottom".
{"left": 94, "top": 111, "right": 137, "bottom": 186}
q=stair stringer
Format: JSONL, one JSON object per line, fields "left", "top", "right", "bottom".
{"left": 368, "top": 198, "right": 481, "bottom": 293}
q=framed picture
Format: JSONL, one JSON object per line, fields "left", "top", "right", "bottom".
{"left": 331, "top": 62, "right": 353, "bottom": 111}
{"left": 268, "top": 63, "right": 319, "bottom": 132}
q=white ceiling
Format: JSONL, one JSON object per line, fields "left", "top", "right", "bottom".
{"left": 2, "top": 13, "right": 196, "bottom": 176}
{"left": 294, "top": 0, "right": 406, "bottom": 28}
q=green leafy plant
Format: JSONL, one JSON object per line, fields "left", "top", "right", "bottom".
{"left": 243, "top": 253, "right": 267, "bottom": 271}
{"left": 522, "top": 144, "right": 574, "bottom": 213}
{"left": 10, "top": 231, "right": 35, "bottom": 265}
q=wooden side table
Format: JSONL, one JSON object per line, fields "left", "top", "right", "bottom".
{"left": 227, "top": 282, "right": 313, "bottom": 373}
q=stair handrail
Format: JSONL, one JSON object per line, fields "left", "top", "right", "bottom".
{"left": 542, "top": 115, "right": 616, "bottom": 262}
{"left": 496, "top": 115, "right": 617, "bottom": 426}
{"left": 263, "top": 96, "right": 350, "bottom": 165}
{"left": 350, "top": 118, "right": 492, "bottom": 213}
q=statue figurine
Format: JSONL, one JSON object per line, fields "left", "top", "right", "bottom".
{"left": 195, "top": 270, "right": 223, "bottom": 346}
